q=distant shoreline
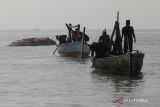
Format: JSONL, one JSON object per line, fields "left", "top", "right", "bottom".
{"left": 0, "top": 29, "right": 159, "bottom": 31}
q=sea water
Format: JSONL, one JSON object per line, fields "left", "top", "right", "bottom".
{"left": 0, "top": 29, "right": 160, "bottom": 107}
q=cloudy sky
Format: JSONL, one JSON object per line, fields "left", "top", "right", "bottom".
{"left": 0, "top": 0, "right": 159, "bottom": 29}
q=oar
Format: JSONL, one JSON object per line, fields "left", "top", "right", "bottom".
{"left": 53, "top": 48, "right": 57, "bottom": 55}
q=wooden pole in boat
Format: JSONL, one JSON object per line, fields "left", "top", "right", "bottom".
{"left": 129, "top": 49, "right": 132, "bottom": 76}
{"left": 53, "top": 47, "right": 57, "bottom": 55}
{"left": 127, "top": 34, "right": 132, "bottom": 76}
{"left": 117, "top": 11, "right": 119, "bottom": 22}
{"left": 111, "top": 11, "right": 120, "bottom": 53}
{"left": 80, "top": 27, "right": 85, "bottom": 58}
{"left": 128, "top": 50, "right": 131, "bottom": 76}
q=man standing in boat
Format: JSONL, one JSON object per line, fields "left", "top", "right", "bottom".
{"left": 65, "top": 23, "right": 80, "bottom": 42}
{"left": 72, "top": 24, "right": 81, "bottom": 42}
{"left": 122, "top": 20, "right": 136, "bottom": 53}
{"left": 65, "top": 23, "right": 72, "bottom": 43}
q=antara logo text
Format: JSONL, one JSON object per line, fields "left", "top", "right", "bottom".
{"left": 114, "top": 97, "right": 149, "bottom": 104}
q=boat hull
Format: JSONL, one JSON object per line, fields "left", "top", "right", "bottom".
{"left": 91, "top": 50, "right": 144, "bottom": 76}
{"left": 57, "top": 42, "right": 90, "bottom": 57}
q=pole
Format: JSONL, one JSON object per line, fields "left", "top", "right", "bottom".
{"left": 128, "top": 41, "right": 132, "bottom": 76}
{"left": 111, "top": 11, "right": 120, "bottom": 54}
{"left": 53, "top": 47, "right": 57, "bottom": 55}
{"left": 117, "top": 11, "right": 119, "bottom": 22}
{"left": 126, "top": 36, "right": 132, "bottom": 76}
{"left": 80, "top": 27, "right": 85, "bottom": 58}
{"left": 111, "top": 11, "right": 119, "bottom": 41}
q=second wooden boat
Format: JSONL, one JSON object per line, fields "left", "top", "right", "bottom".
{"left": 91, "top": 50, "right": 144, "bottom": 76}
{"left": 57, "top": 42, "right": 90, "bottom": 58}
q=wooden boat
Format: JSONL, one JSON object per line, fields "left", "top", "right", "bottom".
{"left": 91, "top": 50, "right": 144, "bottom": 76}
{"left": 57, "top": 42, "right": 90, "bottom": 58}
{"left": 55, "top": 26, "right": 90, "bottom": 58}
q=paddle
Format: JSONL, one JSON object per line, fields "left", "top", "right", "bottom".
{"left": 53, "top": 47, "right": 57, "bottom": 55}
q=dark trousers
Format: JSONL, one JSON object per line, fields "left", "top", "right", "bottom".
{"left": 124, "top": 40, "right": 133, "bottom": 53}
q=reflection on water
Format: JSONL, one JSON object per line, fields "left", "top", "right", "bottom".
{"left": 91, "top": 70, "right": 144, "bottom": 93}
{"left": 90, "top": 70, "right": 149, "bottom": 106}
{"left": 54, "top": 54, "right": 91, "bottom": 65}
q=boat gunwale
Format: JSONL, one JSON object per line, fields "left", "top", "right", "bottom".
{"left": 57, "top": 42, "right": 82, "bottom": 46}
{"left": 91, "top": 53, "right": 129, "bottom": 61}
{"left": 92, "top": 50, "right": 144, "bottom": 61}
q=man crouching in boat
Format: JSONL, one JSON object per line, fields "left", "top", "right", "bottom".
{"left": 99, "top": 29, "right": 112, "bottom": 53}
{"left": 90, "top": 29, "right": 111, "bottom": 58}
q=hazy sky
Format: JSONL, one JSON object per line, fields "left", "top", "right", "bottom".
{"left": 0, "top": 0, "right": 159, "bottom": 29}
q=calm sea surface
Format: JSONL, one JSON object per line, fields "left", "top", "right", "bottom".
{"left": 0, "top": 29, "right": 160, "bottom": 107}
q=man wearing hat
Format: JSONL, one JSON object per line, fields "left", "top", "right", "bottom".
{"left": 99, "top": 29, "right": 111, "bottom": 53}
